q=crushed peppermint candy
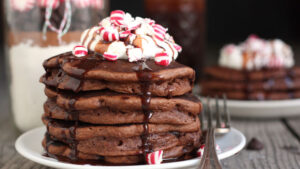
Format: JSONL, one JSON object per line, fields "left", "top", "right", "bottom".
{"left": 80, "top": 10, "right": 182, "bottom": 66}
{"left": 146, "top": 150, "right": 163, "bottom": 165}
{"left": 197, "top": 144, "right": 205, "bottom": 157}
{"left": 10, "top": 0, "right": 35, "bottom": 12}
{"left": 103, "top": 52, "right": 118, "bottom": 61}
{"left": 197, "top": 144, "right": 221, "bottom": 157}
{"left": 155, "top": 52, "right": 171, "bottom": 66}
{"left": 72, "top": 45, "right": 88, "bottom": 57}
{"left": 37, "top": 0, "right": 60, "bottom": 9}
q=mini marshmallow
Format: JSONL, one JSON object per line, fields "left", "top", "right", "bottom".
{"left": 127, "top": 48, "right": 143, "bottom": 62}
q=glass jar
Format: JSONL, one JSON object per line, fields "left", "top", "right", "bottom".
{"left": 145, "top": 0, "right": 206, "bottom": 80}
{"left": 5, "top": 0, "right": 109, "bottom": 132}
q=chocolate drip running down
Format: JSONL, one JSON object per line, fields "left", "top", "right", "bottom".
{"left": 63, "top": 54, "right": 104, "bottom": 161}
{"left": 134, "top": 62, "right": 154, "bottom": 161}
{"left": 45, "top": 53, "right": 104, "bottom": 161}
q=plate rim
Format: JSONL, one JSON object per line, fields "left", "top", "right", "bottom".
{"left": 15, "top": 126, "right": 246, "bottom": 169}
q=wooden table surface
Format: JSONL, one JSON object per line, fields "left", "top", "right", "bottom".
{"left": 0, "top": 49, "right": 300, "bottom": 169}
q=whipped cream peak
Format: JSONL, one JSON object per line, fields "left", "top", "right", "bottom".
{"left": 219, "top": 35, "right": 294, "bottom": 70}
{"left": 80, "top": 10, "right": 182, "bottom": 66}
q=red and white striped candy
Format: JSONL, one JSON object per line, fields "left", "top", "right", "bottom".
{"left": 103, "top": 52, "right": 118, "bottom": 61}
{"left": 197, "top": 144, "right": 205, "bottom": 157}
{"left": 98, "top": 27, "right": 119, "bottom": 42}
{"left": 10, "top": 0, "right": 35, "bottom": 12}
{"left": 71, "top": 0, "right": 90, "bottom": 8}
{"left": 110, "top": 10, "right": 125, "bottom": 26}
{"left": 155, "top": 52, "right": 171, "bottom": 66}
{"left": 145, "top": 18, "right": 155, "bottom": 26}
{"left": 126, "top": 22, "right": 141, "bottom": 31}
{"left": 72, "top": 45, "right": 88, "bottom": 57}
{"left": 37, "top": 0, "right": 60, "bottom": 9}
{"left": 173, "top": 43, "right": 182, "bottom": 52}
{"left": 146, "top": 150, "right": 163, "bottom": 165}
{"left": 153, "top": 24, "right": 167, "bottom": 41}
{"left": 119, "top": 30, "right": 131, "bottom": 39}
{"left": 89, "top": 0, "right": 104, "bottom": 9}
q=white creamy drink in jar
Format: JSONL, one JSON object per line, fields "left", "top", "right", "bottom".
{"left": 5, "top": 0, "right": 108, "bottom": 131}
{"left": 8, "top": 35, "right": 78, "bottom": 131}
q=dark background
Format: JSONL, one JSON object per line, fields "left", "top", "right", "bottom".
{"left": 1, "top": 0, "right": 300, "bottom": 84}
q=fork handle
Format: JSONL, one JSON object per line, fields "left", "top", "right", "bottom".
{"left": 198, "top": 128, "right": 222, "bottom": 169}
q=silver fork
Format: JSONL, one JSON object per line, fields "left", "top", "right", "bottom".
{"left": 198, "top": 95, "right": 231, "bottom": 169}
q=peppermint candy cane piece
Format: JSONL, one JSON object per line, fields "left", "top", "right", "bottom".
{"left": 127, "top": 48, "right": 143, "bottom": 62}
{"left": 155, "top": 52, "right": 171, "bottom": 66}
{"left": 10, "top": 0, "right": 35, "bottom": 12}
{"left": 173, "top": 43, "right": 182, "bottom": 52}
{"left": 119, "top": 30, "right": 131, "bottom": 39}
{"left": 144, "top": 18, "right": 155, "bottom": 26}
{"left": 153, "top": 24, "right": 167, "bottom": 41}
{"left": 98, "top": 27, "right": 119, "bottom": 42}
{"left": 197, "top": 144, "right": 205, "bottom": 157}
{"left": 103, "top": 52, "right": 118, "bottom": 61}
{"left": 72, "top": 45, "right": 88, "bottom": 57}
{"left": 153, "top": 24, "right": 167, "bottom": 34}
{"left": 71, "top": 0, "right": 90, "bottom": 8}
{"left": 89, "top": 0, "right": 104, "bottom": 9}
{"left": 126, "top": 22, "right": 141, "bottom": 31}
{"left": 37, "top": 0, "right": 60, "bottom": 9}
{"left": 146, "top": 150, "right": 163, "bottom": 165}
{"left": 110, "top": 10, "right": 125, "bottom": 26}
{"left": 197, "top": 144, "right": 221, "bottom": 157}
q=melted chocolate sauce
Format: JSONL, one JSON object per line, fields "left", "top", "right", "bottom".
{"left": 134, "top": 62, "right": 154, "bottom": 160}
{"left": 67, "top": 96, "right": 79, "bottom": 161}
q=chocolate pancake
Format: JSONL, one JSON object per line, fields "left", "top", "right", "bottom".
{"left": 40, "top": 48, "right": 202, "bottom": 164}
{"left": 43, "top": 117, "right": 200, "bottom": 140}
{"left": 204, "top": 66, "right": 300, "bottom": 81}
{"left": 43, "top": 134, "right": 200, "bottom": 164}
{"left": 202, "top": 66, "right": 300, "bottom": 100}
{"left": 44, "top": 87, "right": 202, "bottom": 113}
{"left": 202, "top": 78, "right": 300, "bottom": 92}
{"left": 44, "top": 128, "right": 201, "bottom": 157}
{"left": 44, "top": 99, "right": 197, "bottom": 125}
{"left": 202, "top": 90, "right": 300, "bottom": 100}
{"left": 41, "top": 52, "right": 195, "bottom": 96}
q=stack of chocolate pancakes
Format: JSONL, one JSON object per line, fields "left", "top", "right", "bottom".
{"left": 202, "top": 66, "right": 300, "bottom": 100}
{"left": 40, "top": 52, "right": 202, "bottom": 164}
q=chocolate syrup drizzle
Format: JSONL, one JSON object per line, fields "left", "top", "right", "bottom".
{"left": 45, "top": 53, "right": 102, "bottom": 161}
{"left": 134, "top": 62, "right": 154, "bottom": 159}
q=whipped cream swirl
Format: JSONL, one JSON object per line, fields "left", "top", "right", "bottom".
{"left": 219, "top": 35, "right": 294, "bottom": 70}
{"left": 80, "top": 10, "right": 182, "bottom": 65}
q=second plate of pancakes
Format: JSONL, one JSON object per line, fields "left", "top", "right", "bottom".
{"left": 201, "top": 96, "right": 300, "bottom": 118}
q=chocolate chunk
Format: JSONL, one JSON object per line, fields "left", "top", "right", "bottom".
{"left": 246, "top": 138, "right": 264, "bottom": 150}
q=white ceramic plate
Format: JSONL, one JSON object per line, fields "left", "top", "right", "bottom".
{"left": 201, "top": 97, "right": 300, "bottom": 118}
{"left": 15, "top": 127, "right": 245, "bottom": 169}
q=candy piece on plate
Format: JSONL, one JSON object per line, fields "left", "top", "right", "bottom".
{"left": 146, "top": 150, "right": 163, "bottom": 165}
